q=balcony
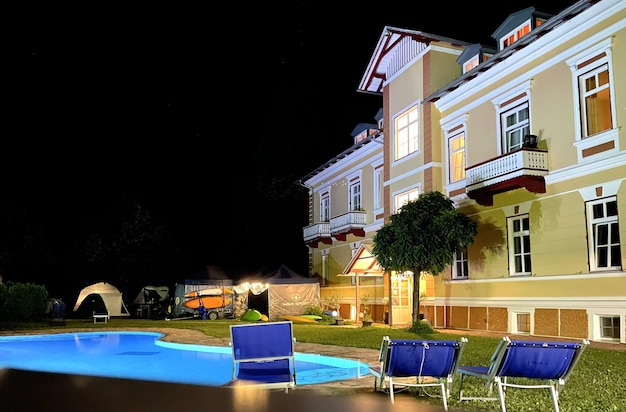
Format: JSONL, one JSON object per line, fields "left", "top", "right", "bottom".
{"left": 330, "top": 211, "right": 366, "bottom": 241}
{"left": 465, "top": 148, "right": 548, "bottom": 206}
{"left": 303, "top": 222, "right": 331, "bottom": 248}
{"left": 302, "top": 211, "right": 367, "bottom": 248}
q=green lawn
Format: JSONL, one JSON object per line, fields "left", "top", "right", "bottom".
{"left": 2, "top": 319, "right": 625, "bottom": 411}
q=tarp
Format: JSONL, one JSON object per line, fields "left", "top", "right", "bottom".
{"left": 236, "top": 264, "right": 320, "bottom": 320}
{"left": 72, "top": 282, "right": 130, "bottom": 316}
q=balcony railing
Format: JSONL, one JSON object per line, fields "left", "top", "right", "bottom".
{"left": 465, "top": 148, "right": 548, "bottom": 205}
{"left": 302, "top": 211, "right": 367, "bottom": 247}
{"left": 330, "top": 211, "right": 366, "bottom": 240}
{"left": 303, "top": 222, "right": 331, "bottom": 243}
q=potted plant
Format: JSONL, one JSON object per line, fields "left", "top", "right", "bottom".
{"left": 360, "top": 294, "right": 373, "bottom": 327}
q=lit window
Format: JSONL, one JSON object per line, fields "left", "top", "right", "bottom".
{"left": 394, "top": 105, "right": 419, "bottom": 160}
{"left": 508, "top": 215, "right": 531, "bottom": 276}
{"left": 449, "top": 131, "right": 466, "bottom": 183}
{"left": 463, "top": 55, "right": 479, "bottom": 74}
{"left": 500, "top": 22, "right": 531, "bottom": 49}
{"left": 394, "top": 188, "right": 419, "bottom": 213}
{"left": 586, "top": 197, "right": 621, "bottom": 271}
{"left": 580, "top": 63, "right": 613, "bottom": 137}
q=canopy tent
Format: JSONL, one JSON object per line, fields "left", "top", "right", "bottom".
{"left": 235, "top": 264, "right": 320, "bottom": 320}
{"left": 133, "top": 286, "right": 169, "bottom": 305}
{"left": 73, "top": 282, "right": 130, "bottom": 316}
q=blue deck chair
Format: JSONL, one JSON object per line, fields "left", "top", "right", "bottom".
{"left": 457, "top": 336, "right": 589, "bottom": 412}
{"left": 368, "top": 335, "right": 392, "bottom": 392}
{"left": 369, "top": 337, "right": 468, "bottom": 410}
{"left": 225, "top": 321, "right": 296, "bottom": 393}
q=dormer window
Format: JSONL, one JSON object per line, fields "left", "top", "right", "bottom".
{"left": 458, "top": 44, "right": 496, "bottom": 74}
{"left": 492, "top": 8, "right": 551, "bottom": 51}
{"left": 464, "top": 55, "right": 480, "bottom": 73}
{"left": 500, "top": 20, "right": 532, "bottom": 49}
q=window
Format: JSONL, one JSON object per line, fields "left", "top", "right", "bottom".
{"left": 579, "top": 63, "right": 613, "bottom": 137}
{"left": 394, "top": 188, "right": 419, "bottom": 213}
{"left": 449, "top": 131, "right": 466, "bottom": 183}
{"left": 600, "top": 316, "right": 620, "bottom": 339}
{"left": 394, "top": 105, "right": 419, "bottom": 160}
{"left": 349, "top": 179, "right": 362, "bottom": 211}
{"left": 586, "top": 196, "right": 621, "bottom": 271}
{"left": 463, "top": 55, "right": 479, "bottom": 74}
{"left": 500, "top": 21, "right": 531, "bottom": 49}
{"left": 516, "top": 313, "right": 531, "bottom": 333}
{"left": 501, "top": 102, "right": 530, "bottom": 153}
{"left": 373, "top": 165, "right": 384, "bottom": 211}
{"left": 508, "top": 214, "right": 531, "bottom": 276}
{"left": 320, "top": 191, "right": 330, "bottom": 222}
{"left": 452, "top": 248, "right": 468, "bottom": 280}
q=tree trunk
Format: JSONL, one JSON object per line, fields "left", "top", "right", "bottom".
{"left": 412, "top": 268, "right": 422, "bottom": 324}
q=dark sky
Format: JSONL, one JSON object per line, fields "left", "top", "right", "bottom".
{"left": 6, "top": 1, "right": 576, "bottom": 284}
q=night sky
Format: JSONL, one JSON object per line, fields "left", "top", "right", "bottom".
{"left": 5, "top": 1, "right": 575, "bottom": 296}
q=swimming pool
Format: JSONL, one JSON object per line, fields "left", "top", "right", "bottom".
{"left": 0, "top": 332, "right": 371, "bottom": 387}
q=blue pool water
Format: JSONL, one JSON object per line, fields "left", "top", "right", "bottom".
{"left": 0, "top": 332, "right": 370, "bottom": 386}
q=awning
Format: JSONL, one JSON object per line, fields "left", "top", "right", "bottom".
{"left": 338, "top": 243, "right": 384, "bottom": 277}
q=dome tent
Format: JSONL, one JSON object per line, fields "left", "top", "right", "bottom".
{"left": 73, "top": 282, "right": 130, "bottom": 317}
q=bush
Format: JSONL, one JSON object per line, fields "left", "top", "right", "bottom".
{"left": 0, "top": 281, "right": 48, "bottom": 322}
{"left": 303, "top": 305, "right": 335, "bottom": 324}
{"left": 406, "top": 320, "right": 436, "bottom": 335}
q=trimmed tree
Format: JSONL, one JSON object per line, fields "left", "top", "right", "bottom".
{"left": 372, "top": 191, "right": 478, "bottom": 324}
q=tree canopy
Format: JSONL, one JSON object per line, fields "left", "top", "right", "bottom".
{"left": 372, "top": 191, "right": 478, "bottom": 324}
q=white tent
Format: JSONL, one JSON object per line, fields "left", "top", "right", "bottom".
{"left": 73, "top": 282, "right": 130, "bottom": 316}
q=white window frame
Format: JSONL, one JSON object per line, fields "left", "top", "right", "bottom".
{"left": 373, "top": 164, "right": 384, "bottom": 212}
{"left": 463, "top": 55, "right": 479, "bottom": 74}
{"left": 590, "top": 310, "right": 625, "bottom": 344}
{"left": 492, "top": 82, "right": 531, "bottom": 156}
{"left": 509, "top": 308, "right": 534, "bottom": 335}
{"left": 320, "top": 190, "right": 330, "bottom": 222}
{"left": 586, "top": 196, "right": 621, "bottom": 271}
{"left": 349, "top": 179, "right": 362, "bottom": 211}
{"left": 507, "top": 214, "right": 532, "bottom": 276}
{"left": 578, "top": 63, "right": 613, "bottom": 138}
{"left": 501, "top": 101, "right": 530, "bottom": 153}
{"left": 452, "top": 249, "right": 468, "bottom": 280}
{"left": 393, "top": 187, "right": 420, "bottom": 214}
{"left": 448, "top": 130, "right": 466, "bottom": 183}
{"left": 394, "top": 104, "right": 419, "bottom": 161}
{"left": 567, "top": 38, "right": 619, "bottom": 163}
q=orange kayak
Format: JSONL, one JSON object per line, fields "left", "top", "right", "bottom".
{"left": 183, "top": 296, "right": 232, "bottom": 310}
{"left": 185, "top": 288, "right": 234, "bottom": 298}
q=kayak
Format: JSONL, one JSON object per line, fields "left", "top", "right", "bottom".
{"left": 182, "top": 296, "right": 232, "bottom": 310}
{"left": 185, "top": 288, "right": 234, "bottom": 298}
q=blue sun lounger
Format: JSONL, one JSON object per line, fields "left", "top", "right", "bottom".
{"left": 225, "top": 321, "right": 296, "bottom": 393}
{"left": 457, "top": 336, "right": 589, "bottom": 412}
{"left": 369, "top": 337, "right": 467, "bottom": 410}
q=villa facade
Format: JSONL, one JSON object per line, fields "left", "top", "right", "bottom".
{"left": 299, "top": 0, "right": 625, "bottom": 344}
